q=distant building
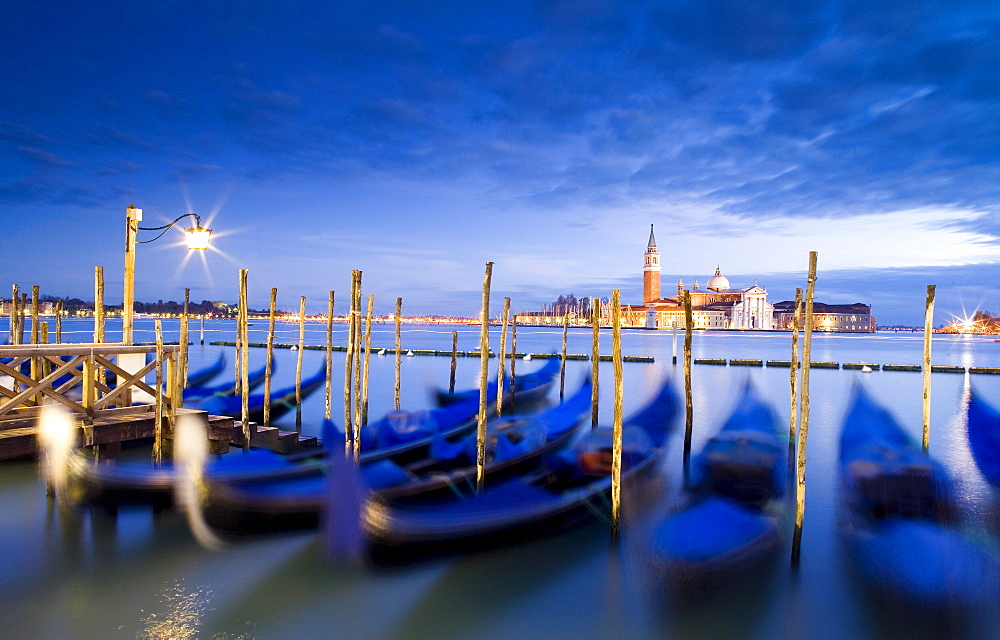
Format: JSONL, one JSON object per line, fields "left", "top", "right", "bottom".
{"left": 772, "top": 301, "right": 876, "bottom": 333}
{"left": 623, "top": 226, "right": 773, "bottom": 330}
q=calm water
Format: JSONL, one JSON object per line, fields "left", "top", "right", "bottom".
{"left": 3, "top": 319, "right": 1000, "bottom": 639}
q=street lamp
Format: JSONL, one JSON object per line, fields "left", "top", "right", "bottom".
{"left": 123, "top": 204, "right": 212, "bottom": 345}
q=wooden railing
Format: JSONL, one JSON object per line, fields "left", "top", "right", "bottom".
{"left": 0, "top": 343, "right": 180, "bottom": 423}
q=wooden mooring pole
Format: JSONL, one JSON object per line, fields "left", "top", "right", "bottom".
{"left": 591, "top": 298, "right": 600, "bottom": 428}
{"left": 8, "top": 284, "right": 18, "bottom": 345}
{"left": 788, "top": 288, "right": 802, "bottom": 442}
{"left": 296, "top": 295, "right": 306, "bottom": 430}
{"left": 682, "top": 290, "right": 693, "bottom": 481}
{"left": 180, "top": 289, "right": 190, "bottom": 389}
{"left": 343, "top": 272, "right": 358, "bottom": 458}
{"left": 54, "top": 300, "right": 62, "bottom": 344}
{"left": 325, "top": 291, "right": 334, "bottom": 421}
{"left": 510, "top": 316, "right": 518, "bottom": 411}
{"left": 154, "top": 320, "right": 165, "bottom": 465}
{"left": 362, "top": 294, "right": 374, "bottom": 426}
{"left": 352, "top": 277, "right": 363, "bottom": 450}
{"left": 449, "top": 331, "right": 458, "bottom": 395}
{"left": 792, "top": 251, "right": 818, "bottom": 567}
{"left": 497, "top": 298, "right": 510, "bottom": 416}
{"left": 476, "top": 261, "right": 493, "bottom": 493}
{"left": 394, "top": 297, "right": 402, "bottom": 410}
{"left": 560, "top": 311, "right": 569, "bottom": 400}
{"left": 610, "top": 290, "right": 624, "bottom": 536}
{"left": 922, "top": 285, "right": 935, "bottom": 451}
{"left": 264, "top": 287, "right": 277, "bottom": 427}
{"left": 239, "top": 269, "right": 250, "bottom": 447}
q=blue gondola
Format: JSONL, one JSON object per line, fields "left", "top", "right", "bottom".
{"left": 648, "top": 381, "right": 787, "bottom": 582}
{"left": 838, "top": 385, "right": 999, "bottom": 608}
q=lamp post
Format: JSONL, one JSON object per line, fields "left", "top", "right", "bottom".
{"left": 122, "top": 204, "right": 212, "bottom": 345}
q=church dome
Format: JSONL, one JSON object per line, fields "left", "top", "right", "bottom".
{"left": 706, "top": 266, "right": 730, "bottom": 291}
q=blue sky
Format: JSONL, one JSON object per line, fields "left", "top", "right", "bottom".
{"left": 1, "top": 1, "right": 998, "bottom": 325}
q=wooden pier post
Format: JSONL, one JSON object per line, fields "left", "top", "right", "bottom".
{"left": 19, "top": 292, "right": 27, "bottom": 346}
{"left": 610, "top": 290, "right": 624, "bottom": 536}
{"left": 476, "top": 261, "right": 493, "bottom": 493}
{"left": 922, "top": 285, "right": 935, "bottom": 451}
{"left": 296, "top": 295, "right": 306, "bottom": 430}
{"left": 362, "top": 294, "right": 374, "bottom": 426}
{"left": 394, "top": 297, "right": 402, "bottom": 410}
{"left": 788, "top": 288, "right": 803, "bottom": 442}
{"left": 264, "top": 287, "right": 277, "bottom": 427}
{"left": 94, "top": 267, "right": 105, "bottom": 344}
{"left": 449, "top": 331, "right": 458, "bottom": 395}
{"left": 30, "top": 286, "right": 40, "bottom": 405}
{"left": 591, "top": 298, "right": 600, "bottom": 428}
{"left": 54, "top": 300, "right": 63, "bottom": 343}
{"left": 325, "top": 291, "right": 334, "bottom": 421}
{"left": 94, "top": 267, "right": 106, "bottom": 391}
{"left": 8, "top": 284, "right": 18, "bottom": 345}
{"left": 39, "top": 322, "right": 50, "bottom": 379}
{"left": 497, "top": 298, "right": 510, "bottom": 416}
{"left": 792, "top": 251, "right": 818, "bottom": 567}
{"left": 154, "top": 320, "right": 165, "bottom": 465}
{"left": 682, "top": 290, "right": 693, "bottom": 479}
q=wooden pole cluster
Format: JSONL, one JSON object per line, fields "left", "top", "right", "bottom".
{"left": 264, "top": 287, "right": 277, "bottom": 427}
{"left": 591, "top": 297, "right": 600, "bottom": 428}
{"left": 922, "top": 285, "right": 936, "bottom": 451}
{"left": 497, "top": 298, "right": 511, "bottom": 416}
{"left": 610, "top": 290, "right": 624, "bottom": 536}
{"left": 343, "top": 270, "right": 362, "bottom": 461}
{"left": 394, "top": 297, "right": 402, "bottom": 410}
{"left": 325, "top": 291, "right": 334, "bottom": 421}
{"left": 475, "top": 261, "right": 493, "bottom": 493}
{"left": 792, "top": 251, "right": 818, "bottom": 566}
{"left": 296, "top": 295, "right": 306, "bottom": 430}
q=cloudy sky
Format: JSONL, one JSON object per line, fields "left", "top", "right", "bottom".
{"left": 1, "top": 1, "right": 997, "bottom": 325}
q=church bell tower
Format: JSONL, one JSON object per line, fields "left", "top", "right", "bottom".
{"left": 643, "top": 224, "right": 661, "bottom": 303}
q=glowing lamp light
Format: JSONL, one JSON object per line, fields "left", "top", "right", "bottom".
{"left": 184, "top": 224, "right": 213, "bottom": 250}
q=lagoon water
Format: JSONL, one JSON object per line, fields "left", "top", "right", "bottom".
{"left": 3, "top": 318, "right": 1000, "bottom": 639}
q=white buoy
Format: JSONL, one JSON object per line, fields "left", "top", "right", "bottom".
{"left": 290, "top": 345, "right": 298, "bottom": 351}
{"left": 861, "top": 365, "right": 872, "bottom": 373}
{"left": 174, "top": 415, "right": 224, "bottom": 550}
{"left": 523, "top": 354, "right": 532, "bottom": 361}
{"left": 406, "top": 350, "right": 414, "bottom": 357}
{"left": 378, "top": 348, "right": 386, "bottom": 356}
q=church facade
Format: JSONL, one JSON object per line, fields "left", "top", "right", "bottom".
{"left": 623, "top": 225, "right": 774, "bottom": 330}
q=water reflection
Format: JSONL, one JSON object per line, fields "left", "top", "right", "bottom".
{"left": 137, "top": 580, "right": 215, "bottom": 640}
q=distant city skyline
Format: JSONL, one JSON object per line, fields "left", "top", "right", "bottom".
{"left": 2, "top": 2, "right": 997, "bottom": 326}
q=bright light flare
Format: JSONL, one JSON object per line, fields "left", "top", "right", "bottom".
{"left": 37, "top": 403, "right": 76, "bottom": 501}
{"left": 183, "top": 225, "right": 212, "bottom": 250}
